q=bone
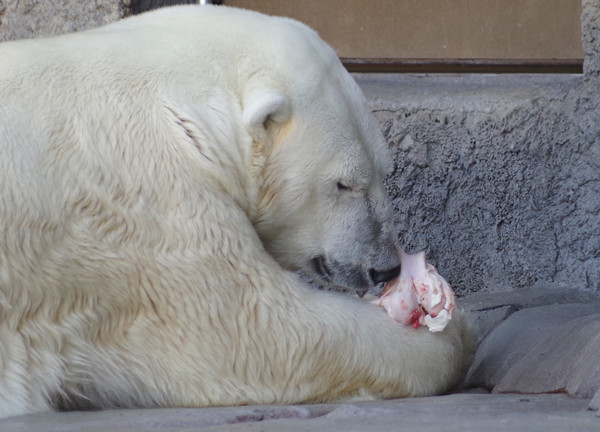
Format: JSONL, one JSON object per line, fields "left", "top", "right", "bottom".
{"left": 372, "top": 249, "right": 456, "bottom": 332}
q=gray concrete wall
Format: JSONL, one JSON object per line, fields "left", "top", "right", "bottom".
{"left": 0, "top": 0, "right": 196, "bottom": 41}
{"left": 0, "top": 0, "right": 597, "bottom": 296}
{"left": 360, "top": 0, "right": 599, "bottom": 295}
{"left": 358, "top": 72, "right": 598, "bottom": 295}
{"left": 0, "top": 0, "right": 124, "bottom": 41}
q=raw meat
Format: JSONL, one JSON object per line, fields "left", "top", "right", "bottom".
{"left": 372, "top": 249, "right": 456, "bottom": 332}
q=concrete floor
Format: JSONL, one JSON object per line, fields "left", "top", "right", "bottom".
{"left": 0, "top": 393, "right": 598, "bottom": 432}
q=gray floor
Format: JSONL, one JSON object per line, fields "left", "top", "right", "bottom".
{"left": 1, "top": 393, "right": 598, "bottom": 432}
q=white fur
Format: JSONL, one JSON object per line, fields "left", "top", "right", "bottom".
{"left": 0, "top": 5, "right": 473, "bottom": 418}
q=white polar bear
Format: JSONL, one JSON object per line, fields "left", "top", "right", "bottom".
{"left": 0, "top": 5, "right": 473, "bottom": 418}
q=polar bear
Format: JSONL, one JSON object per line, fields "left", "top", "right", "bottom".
{"left": 0, "top": 5, "right": 472, "bottom": 417}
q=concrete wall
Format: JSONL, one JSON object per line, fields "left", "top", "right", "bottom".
{"left": 0, "top": 0, "right": 124, "bottom": 41}
{"left": 360, "top": 0, "right": 599, "bottom": 295}
{"left": 0, "top": 0, "right": 597, "bottom": 295}
{"left": 0, "top": 0, "right": 193, "bottom": 41}
{"left": 361, "top": 72, "right": 598, "bottom": 295}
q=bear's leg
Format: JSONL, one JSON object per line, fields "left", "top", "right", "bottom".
{"left": 0, "top": 330, "right": 55, "bottom": 418}
{"left": 70, "top": 265, "right": 474, "bottom": 407}
{"left": 242, "top": 282, "right": 475, "bottom": 402}
{"left": 0, "top": 206, "right": 472, "bottom": 410}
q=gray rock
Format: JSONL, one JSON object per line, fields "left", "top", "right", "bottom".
{"left": 590, "top": 388, "right": 600, "bottom": 413}
{"left": 465, "top": 304, "right": 600, "bottom": 398}
{"left": 494, "top": 314, "right": 600, "bottom": 397}
{"left": 459, "top": 283, "right": 600, "bottom": 341}
{"left": 463, "top": 304, "right": 517, "bottom": 343}
{"left": 461, "top": 282, "right": 600, "bottom": 312}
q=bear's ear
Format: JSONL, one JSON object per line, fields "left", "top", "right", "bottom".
{"left": 242, "top": 89, "right": 291, "bottom": 137}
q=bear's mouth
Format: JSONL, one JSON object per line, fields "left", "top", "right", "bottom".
{"left": 310, "top": 255, "right": 371, "bottom": 297}
{"left": 311, "top": 256, "right": 332, "bottom": 282}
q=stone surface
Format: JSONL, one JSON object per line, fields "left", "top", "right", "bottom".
{"left": 0, "top": 394, "right": 597, "bottom": 432}
{"left": 494, "top": 314, "right": 600, "bottom": 397}
{"left": 362, "top": 0, "right": 600, "bottom": 296}
{"left": 0, "top": 0, "right": 201, "bottom": 42}
{"left": 460, "top": 282, "right": 600, "bottom": 311}
{"left": 460, "top": 282, "right": 600, "bottom": 340}
{"left": 0, "top": 0, "right": 125, "bottom": 41}
{"left": 583, "top": 0, "right": 600, "bottom": 76}
{"left": 465, "top": 304, "right": 600, "bottom": 398}
{"left": 590, "top": 389, "right": 600, "bottom": 412}
{"left": 358, "top": 71, "right": 600, "bottom": 297}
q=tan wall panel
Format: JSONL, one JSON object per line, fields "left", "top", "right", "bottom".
{"left": 226, "top": 0, "right": 583, "bottom": 60}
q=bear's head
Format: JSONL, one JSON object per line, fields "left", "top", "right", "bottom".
{"left": 239, "top": 18, "right": 401, "bottom": 296}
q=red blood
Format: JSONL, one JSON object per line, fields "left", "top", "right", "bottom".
{"left": 408, "top": 308, "right": 424, "bottom": 329}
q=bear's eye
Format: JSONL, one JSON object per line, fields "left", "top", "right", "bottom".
{"left": 336, "top": 182, "right": 351, "bottom": 191}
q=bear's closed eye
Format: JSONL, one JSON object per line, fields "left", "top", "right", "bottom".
{"left": 337, "top": 182, "right": 351, "bottom": 191}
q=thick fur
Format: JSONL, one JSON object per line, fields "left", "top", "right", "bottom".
{"left": 0, "top": 5, "right": 473, "bottom": 418}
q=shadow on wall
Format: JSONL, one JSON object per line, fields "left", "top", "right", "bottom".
{"left": 126, "top": 0, "right": 222, "bottom": 15}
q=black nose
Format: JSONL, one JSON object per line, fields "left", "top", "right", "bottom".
{"left": 369, "top": 265, "right": 401, "bottom": 285}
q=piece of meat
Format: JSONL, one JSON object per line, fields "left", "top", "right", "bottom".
{"left": 372, "top": 249, "right": 456, "bottom": 332}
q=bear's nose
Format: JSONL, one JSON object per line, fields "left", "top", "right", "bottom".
{"left": 369, "top": 265, "right": 401, "bottom": 286}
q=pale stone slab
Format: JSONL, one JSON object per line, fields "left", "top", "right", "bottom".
{"left": 465, "top": 304, "right": 600, "bottom": 398}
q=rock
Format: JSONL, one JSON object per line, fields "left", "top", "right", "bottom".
{"left": 465, "top": 304, "right": 600, "bottom": 398}
{"left": 589, "top": 388, "right": 600, "bottom": 413}
{"left": 459, "top": 283, "right": 600, "bottom": 341}
{"left": 463, "top": 304, "right": 517, "bottom": 343}
{"left": 494, "top": 314, "right": 600, "bottom": 397}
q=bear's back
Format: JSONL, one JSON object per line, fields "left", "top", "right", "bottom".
{"left": 0, "top": 5, "right": 340, "bottom": 102}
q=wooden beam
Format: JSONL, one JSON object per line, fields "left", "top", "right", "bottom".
{"left": 342, "top": 58, "right": 583, "bottom": 74}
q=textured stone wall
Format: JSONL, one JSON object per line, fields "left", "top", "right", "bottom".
{"left": 0, "top": 0, "right": 196, "bottom": 41}
{"left": 582, "top": 0, "right": 600, "bottom": 77}
{"left": 361, "top": 0, "right": 599, "bottom": 296}
{"left": 0, "top": 0, "right": 124, "bottom": 41}
{"left": 359, "top": 73, "right": 599, "bottom": 295}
